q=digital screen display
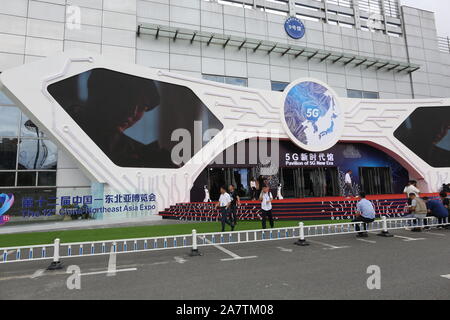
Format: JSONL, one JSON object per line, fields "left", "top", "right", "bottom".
{"left": 394, "top": 106, "right": 450, "bottom": 168}
{"left": 47, "top": 68, "right": 223, "bottom": 168}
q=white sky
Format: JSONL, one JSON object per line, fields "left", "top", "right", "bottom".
{"left": 400, "top": 0, "right": 450, "bottom": 36}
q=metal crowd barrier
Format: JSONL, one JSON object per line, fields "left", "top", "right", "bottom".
{"left": 0, "top": 216, "right": 448, "bottom": 267}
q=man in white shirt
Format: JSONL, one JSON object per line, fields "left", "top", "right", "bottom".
{"left": 203, "top": 185, "right": 211, "bottom": 203}
{"left": 276, "top": 184, "right": 284, "bottom": 200}
{"left": 215, "top": 186, "right": 234, "bottom": 232}
{"left": 403, "top": 181, "right": 420, "bottom": 205}
{"left": 250, "top": 178, "right": 257, "bottom": 200}
{"left": 344, "top": 170, "right": 356, "bottom": 197}
{"left": 259, "top": 185, "right": 274, "bottom": 229}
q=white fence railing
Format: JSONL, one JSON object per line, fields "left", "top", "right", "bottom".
{"left": 0, "top": 217, "right": 447, "bottom": 266}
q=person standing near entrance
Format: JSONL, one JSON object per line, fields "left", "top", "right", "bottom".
{"left": 203, "top": 185, "right": 211, "bottom": 203}
{"left": 215, "top": 186, "right": 234, "bottom": 232}
{"left": 259, "top": 185, "right": 274, "bottom": 229}
{"left": 228, "top": 184, "right": 240, "bottom": 225}
{"left": 250, "top": 177, "right": 257, "bottom": 200}
{"left": 258, "top": 175, "right": 267, "bottom": 191}
{"left": 352, "top": 192, "right": 375, "bottom": 237}
{"left": 276, "top": 183, "right": 284, "bottom": 200}
{"left": 344, "top": 170, "right": 356, "bottom": 198}
{"left": 403, "top": 180, "right": 420, "bottom": 205}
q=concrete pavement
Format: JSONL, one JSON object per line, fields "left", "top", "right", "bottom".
{"left": 0, "top": 228, "right": 449, "bottom": 300}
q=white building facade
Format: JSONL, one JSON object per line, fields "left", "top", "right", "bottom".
{"left": 0, "top": 0, "right": 449, "bottom": 223}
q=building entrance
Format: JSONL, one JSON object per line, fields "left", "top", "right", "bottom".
{"left": 280, "top": 167, "right": 339, "bottom": 198}
{"left": 359, "top": 167, "right": 393, "bottom": 195}
{"left": 207, "top": 168, "right": 251, "bottom": 200}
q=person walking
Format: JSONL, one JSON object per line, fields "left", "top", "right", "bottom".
{"left": 215, "top": 186, "right": 234, "bottom": 232}
{"left": 228, "top": 184, "right": 240, "bottom": 225}
{"left": 259, "top": 185, "right": 274, "bottom": 229}
{"left": 351, "top": 192, "right": 375, "bottom": 237}
{"left": 344, "top": 170, "right": 356, "bottom": 198}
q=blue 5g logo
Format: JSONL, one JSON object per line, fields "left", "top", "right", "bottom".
{"left": 305, "top": 108, "right": 320, "bottom": 120}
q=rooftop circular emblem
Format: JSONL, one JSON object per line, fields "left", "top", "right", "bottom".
{"left": 281, "top": 79, "right": 344, "bottom": 152}
{"left": 284, "top": 17, "right": 305, "bottom": 39}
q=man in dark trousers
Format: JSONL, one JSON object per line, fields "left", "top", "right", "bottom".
{"left": 344, "top": 170, "right": 356, "bottom": 198}
{"left": 440, "top": 191, "right": 450, "bottom": 228}
{"left": 259, "top": 185, "right": 274, "bottom": 229}
{"left": 424, "top": 196, "right": 449, "bottom": 228}
{"left": 215, "top": 186, "right": 234, "bottom": 232}
{"left": 228, "top": 185, "right": 240, "bottom": 225}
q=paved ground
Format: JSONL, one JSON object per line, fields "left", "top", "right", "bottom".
{"left": 0, "top": 228, "right": 449, "bottom": 300}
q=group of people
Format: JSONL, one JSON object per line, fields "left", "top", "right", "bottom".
{"left": 249, "top": 177, "right": 284, "bottom": 201}
{"left": 349, "top": 186, "right": 449, "bottom": 237}
{"left": 216, "top": 184, "right": 275, "bottom": 232}
{"left": 403, "top": 180, "right": 449, "bottom": 231}
{"left": 209, "top": 177, "right": 450, "bottom": 234}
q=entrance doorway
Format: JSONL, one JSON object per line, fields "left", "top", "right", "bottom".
{"left": 359, "top": 167, "right": 393, "bottom": 195}
{"left": 207, "top": 168, "right": 251, "bottom": 200}
{"left": 280, "top": 167, "right": 339, "bottom": 198}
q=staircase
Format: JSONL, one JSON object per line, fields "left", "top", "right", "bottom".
{"left": 159, "top": 194, "right": 438, "bottom": 222}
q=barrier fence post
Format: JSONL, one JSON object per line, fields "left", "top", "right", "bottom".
{"left": 47, "top": 238, "right": 63, "bottom": 270}
{"left": 190, "top": 229, "right": 202, "bottom": 256}
{"left": 295, "top": 222, "right": 309, "bottom": 246}
{"left": 378, "top": 216, "right": 393, "bottom": 237}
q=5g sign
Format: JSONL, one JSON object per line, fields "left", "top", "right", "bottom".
{"left": 305, "top": 108, "right": 320, "bottom": 120}
{"left": 285, "top": 153, "right": 299, "bottom": 162}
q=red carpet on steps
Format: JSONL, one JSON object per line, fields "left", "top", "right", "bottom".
{"left": 159, "top": 193, "right": 439, "bottom": 222}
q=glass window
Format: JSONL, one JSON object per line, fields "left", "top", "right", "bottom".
{"left": 203, "top": 75, "right": 225, "bottom": 83}
{"left": 0, "top": 172, "right": 15, "bottom": 187}
{"left": 0, "top": 107, "right": 20, "bottom": 137}
{"left": 21, "top": 114, "right": 45, "bottom": 138}
{"left": 271, "top": 81, "right": 289, "bottom": 92}
{"left": 38, "top": 171, "right": 57, "bottom": 186}
{"left": 18, "top": 139, "right": 58, "bottom": 170}
{"left": 203, "top": 74, "right": 248, "bottom": 87}
{"left": 347, "top": 89, "right": 363, "bottom": 98}
{"left": 17, "top": 171, "right": 37, "bottom": 187}
{"left": 347, "top": 89, "right": 379, "bottom": 99}
{"left": 363, "top": 91, "right": 380, "bottom": 99}
{"left": 225, "top": 77, "right": 248, "bottom": 87}
{"left": 0, "top": 92, "right": 58, "bottom": 189}
{"left": 0, "top": 90, "right": 15, "bottom": 106}
{"left": 0, "top": 137, "right": 18, "bottom": 170}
